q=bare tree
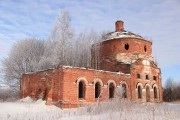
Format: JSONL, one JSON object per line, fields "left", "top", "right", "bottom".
{"left": 43, "top": 10, "right": 74, "bottom": 68}
{"left": 75, "top": 30, "right": 101, "bottom": 68}
{"left": 2, "top": 37, "right": 45, "bottom": 89}
{"left": 43, "top": 10, "right": 104, "bottom": 69}
{"left": 163, "top": 77, "right": 174, "bottom": 101}
{"left": 174, "top": 82, "right": 180, "bottom": 100}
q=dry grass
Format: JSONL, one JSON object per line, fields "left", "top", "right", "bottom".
{"left": 0, "top": 98, "right": 180, "bottom": 120}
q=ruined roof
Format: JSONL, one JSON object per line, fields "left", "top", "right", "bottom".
{"left": 103, "top": 30, "right": 149, "bottom": 41}
{"left": 103, "top": 21, "right": 152, "bottom": 42}
{"left": 24, "top": 65, "right": 131, "bottom": 76}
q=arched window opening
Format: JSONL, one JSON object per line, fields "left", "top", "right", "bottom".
{"left": 137, "top": 73, "right": 141, "bottom": 79}
{"left": 146, "top": 86, "right": 150, "bottom": 102}
{"left": 95, "top": 82, "right": 101, "bottom": 98}
{"left": 109, "top": 83, "right": 115, "bottom": 98}
{"left": 78, "top": 81, "right": 85, "bottom": 99}
{"left": 138, "top": 86, "right": 142, "bottom": 99}
{"left": 122, "top": 84, "right": 127, "bottom": 98}
{"left": 154, "top": 87, "right": 158, "bottom": 99}
{"left": 144, "top": 45, "right": 147, "bottom": 52}
{"left": 146, "top": 75, "right": 149, "bottom": 80}
{"left": 153, "top": 76, "right": 156, "bottom": 80}
{"left": 124, "top": 43, "right": 129, "bottom": 50}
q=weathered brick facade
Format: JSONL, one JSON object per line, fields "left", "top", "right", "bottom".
{"left": 20, "top": 21, "right": 163, "bottom": 108}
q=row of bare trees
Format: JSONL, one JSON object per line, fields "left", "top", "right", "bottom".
{"left": 1, "top": 10, "right": 104, "bottom": 97}
{"left": 163, "top": 77, "right": 180, "bottom": 102}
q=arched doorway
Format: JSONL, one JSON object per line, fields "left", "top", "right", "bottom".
{"left": 78, "top": 81, "right": 85, "bottom": 98}
{"left": 95, "top": 82, "right": 101, "bottom": 98}
{"left": 154, "top": 87, "right": 158, "bottom": 99}
{"left": 146, "top": 86, "right": 150, "bottom": 102}
{"left": 138, "top": 85, "right": 142, "bottom": 99}
{"left": 109, "top": 83, "right": 115, "bottom": 98}
{"left": 122, "top": 84, "right": 127, "bottom": 98}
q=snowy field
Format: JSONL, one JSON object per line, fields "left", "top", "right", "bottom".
{"left": 0, "top": 97, "right": 180, "bottom": 120}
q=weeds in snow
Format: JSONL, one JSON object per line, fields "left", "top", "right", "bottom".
{"left": 0, "top": 98, "right": 180, "bottom": 120}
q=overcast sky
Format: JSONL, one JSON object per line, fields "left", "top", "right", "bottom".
{"left": 0, "top": 0, "right": 180, "bottom": 85}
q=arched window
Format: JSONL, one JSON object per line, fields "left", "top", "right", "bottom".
{"left": 146, "top": 86, "right": 150, "bottom": 102}
{"left": 122, "top": 84, "right": 127, "bottom": 98}
{"left": 125, "top": 43, "right": 129, "bottom": 50}
{"left": 95, "top": 82, "right": 101, "bottom": 98}
{"left": 144, "top": 45, "right": 147, "bottom": 52}
{"left": 109, "top": 83, "right": 115, "bottom": 98}
{"left": 154, "top": 87, "right": 158, "bottom": 99}
{"left": 145, "top": 74, "right": 149, "bottom": 80}
{"left": 138, "top": 86, "right": 142, "bottom": 99}
{"left": 78, "top": 81, "right": 85, "bottom": 98}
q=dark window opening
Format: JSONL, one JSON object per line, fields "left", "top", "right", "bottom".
{"left": 137, "top": 74, "right": 141, "bottom": 79}
{"left": 125, "top": 43, "right": 129, "bottom": 50}
{"left": 153, "top": 76, "right": 156, "bottom": 80}
{"left": 122, "top": 84, "right": 127, "bottom": 98}
{"left": 95, "top": 82, "right": 101, "bottom": 98}
{"left": 144, "top": 45, "right": 147, "bottom": 52}
{"left": 78, "top": 81, "right": 85, "bottom": 98}
{"left": 109, "top": 83, "right": 115, "bottom": 98}
{"left": 146, "top": 75, "right": 149, "bottom": 80}
{"left": 154, "top": 87, "right": 158, "bottom": 99}
{"left": 138, "top": 86, "right": 142, "bottom": 98}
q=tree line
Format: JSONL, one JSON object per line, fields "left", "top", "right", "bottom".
{"left": 163, "top": 77, "right": 180, "bottom": 102}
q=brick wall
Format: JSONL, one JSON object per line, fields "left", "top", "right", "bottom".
{"left": 99, "top": 38, "right": 152, "bottom": 72}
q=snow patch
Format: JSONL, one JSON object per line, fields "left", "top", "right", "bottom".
{"left": 0, "top": 99, "right": 179, "bottom": 120}
{"left": 19, "top": 96, "right": 33, "bottom": 103}
{"left": 62, "top": 65, "right": 130, "bottom": 76}
{"left": 24, "top": 65, "right": 131, "bottom": 77}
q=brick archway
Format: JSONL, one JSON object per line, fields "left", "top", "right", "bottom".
{"left": 107, "top": 80, "right": 116, "bottom": 87}
{"left": 145, "top": 84, "right": 151, "bottom": 102}
{"left": 136, "top": 82, "right": 143, "bottom": 88}
{"left": 93, "top": 78, "right": 103, "bottom": 99}
{"left": 152, "top": 84, "right": 158, "bottom": 100}
{"left": 76, "top": 77, "right": 88, "bottom": 86}
{"left": 107, "top": 80, "right": 116, "bottom": 99}
{"left": 136, "top": 82, "right": 143, "bottom": 99}
{"left": 119, "top": 81, "right": 129, "bottom": 98}
{"left": 93, "top": 78, "right": 103, "bottom": 86}
{"left": 76, "top": 77, "right": 88, "bottom": 99}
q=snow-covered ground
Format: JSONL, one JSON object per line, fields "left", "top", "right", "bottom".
{"left": 0, "top": 97, "right": 180, "bottom": 120}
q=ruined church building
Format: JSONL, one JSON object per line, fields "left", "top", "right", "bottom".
{"left": 20, "top": 21, "right": 163, "bottom": 108}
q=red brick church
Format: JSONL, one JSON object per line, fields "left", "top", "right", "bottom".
{"left": 20, "top": 21, "right": 163, "bottom": 108}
